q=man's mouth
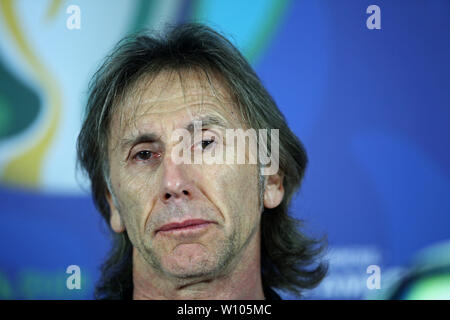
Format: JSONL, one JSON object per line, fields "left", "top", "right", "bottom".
{"left": 156, "top": 219, "right": 215, "bottom": 234}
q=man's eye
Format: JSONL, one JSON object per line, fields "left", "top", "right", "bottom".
{"left": 201, "top": 139, "right": 215, "bottom": 150}
{"left": 134, "top": 150, "right": 159, "bottom": 161}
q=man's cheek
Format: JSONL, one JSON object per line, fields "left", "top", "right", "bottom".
{"left": 118, "top": 167, "right": 155, "bottom": 196}
{"left": 114, "top": 174, "right": 145, "bottom": 219}
{"left": 214, "top": 169, "right": 247, "bottom": 235}
{"left": 230, "top": 166, "right": 260, "bottom": 227}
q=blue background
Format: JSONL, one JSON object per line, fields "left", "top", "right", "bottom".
{"left": 0, "top": 0, "right": 449, "bottom": 299}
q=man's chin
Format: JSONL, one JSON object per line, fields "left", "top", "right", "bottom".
{"left": 160, "top": 243, "right": 222, "bottom": 278}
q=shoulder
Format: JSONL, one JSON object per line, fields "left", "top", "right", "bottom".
{"left": 263, "top": 286, "right": 282, "bottom": 300}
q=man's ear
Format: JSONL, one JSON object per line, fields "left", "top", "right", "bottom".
{"left": 263, "top": 172, "right": 285, "bottom": 209}
{"left": 106, "top": 189, "right": 125, "bottom": 233}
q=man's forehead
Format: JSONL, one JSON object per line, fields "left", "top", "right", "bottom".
{"left": 142, "top": 68, "right": 230, "bottom": 98}
{"left": 110, "top": 69, "right": 241, "bottom": 137}
{"left": 122, "top": 69, "right": 232, "bottom": 111}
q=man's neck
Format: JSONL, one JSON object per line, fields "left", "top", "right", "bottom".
{"left": 132, "top": 232, "right": 265, "bottom": 300}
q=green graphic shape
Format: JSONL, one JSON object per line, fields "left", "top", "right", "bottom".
{"left": 0, "top": 57, "right": 40, "bottom": 139}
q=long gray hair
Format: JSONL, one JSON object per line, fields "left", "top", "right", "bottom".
{"left": 77, "top": 23, "right": 327, "bottom": 299}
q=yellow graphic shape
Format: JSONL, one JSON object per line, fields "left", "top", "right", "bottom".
{"left": 45, "top": 0, "right": 63, "bottom": 21}
{"left": 0, "top": 0, "right": 62, "bottom": 188}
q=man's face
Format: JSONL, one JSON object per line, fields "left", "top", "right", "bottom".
{"left": 106, "top": 70, "right": 262, "bottom": 279}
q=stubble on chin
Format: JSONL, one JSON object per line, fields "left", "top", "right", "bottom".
{"left": 135, "top": 225, "right": 240, "bottom": 284}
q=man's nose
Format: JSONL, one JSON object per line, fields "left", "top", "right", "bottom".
{"left": 160, "top": 157, "right": 194, "bottom": 203}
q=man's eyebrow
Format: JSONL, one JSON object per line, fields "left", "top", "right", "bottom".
{"left": 185, "top": 115, "right": 229, "bottom": 133}
{"left": 120, "top": 133, "right": 160, "bottom": 151}
{"left": 119, "top": 116, "right": 227, "bottom": 151}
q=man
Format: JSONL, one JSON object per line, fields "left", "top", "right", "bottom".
{"left": 77, "top": 23, "right": 327, "bottom": 300}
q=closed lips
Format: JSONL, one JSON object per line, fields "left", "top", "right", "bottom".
{"left": 156, "top": 219, "right": 214, "bottom": 233}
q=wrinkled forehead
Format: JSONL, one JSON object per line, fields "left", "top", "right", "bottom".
{"left": 109, "top": 68, "right": 241, "bottom": 137}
